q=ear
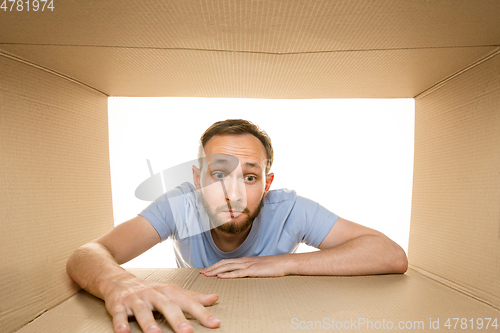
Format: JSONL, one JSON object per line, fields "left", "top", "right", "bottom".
{"left": 263, "top": 172, "right": 274, "bottom": 197}
{"left": 192, "top": 165, "right": 201, "bottom": 192}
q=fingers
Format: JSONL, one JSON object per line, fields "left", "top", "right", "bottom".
{"left": 200, "top": 256, "right": 286, "bottom": 278}
{"left": 111, "top": 305, "right": 131, "bottom": 333}
{"left": 110, "top": 301, "right": 160, "bottom": 333}
{"left": 158, "top": 286, "right": 220, "bottom": 329}
{"left": 166, "top": 294, "right": 220, "bottom": 330}
{"left": 202, "top": 262, "right": 249, "bottom": 276}
{"left": 150, "top": 297, "right": 195, "bottom": 333}
{"left": 168, "top": 283, "right": 219, "bottom": 306}
{"left": 201, "top": 258, "right": 248, "bottom": 273}
{"left": 131, "top": 299, "right": 162, "bottom": 333}
{"left": 216, "top": 270, "right": 249, "bottom": 278}
{"left": 106, "top": 281, "right": 221, "bottom": 333}
{"left": 186, "top": 291, "right": 219, "bottom": 306}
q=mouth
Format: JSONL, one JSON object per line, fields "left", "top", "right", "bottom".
{"left": 220, "top": 210, "right": 244, "bottom": 218}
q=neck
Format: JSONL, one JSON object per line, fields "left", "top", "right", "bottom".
{"left": 210, "top": 222, "right": 253, "bottom": 253}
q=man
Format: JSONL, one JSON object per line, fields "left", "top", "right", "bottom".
{"left": 67, "top": 119, "right": 408, "bottom": 333}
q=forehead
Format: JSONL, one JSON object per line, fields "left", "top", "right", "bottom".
{"left": 203, "top": 134, "right": 267, "bottom": 168}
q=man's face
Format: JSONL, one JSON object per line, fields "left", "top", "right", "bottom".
{"left": 193, "top": 134, "right": 274, "bottom": 235}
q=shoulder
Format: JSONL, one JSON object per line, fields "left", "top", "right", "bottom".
{"left": 264, "top": 188, "right": 318, "bottom": 209}
{"left": 152, "top": 181, "right": 198, "bottom": 211}
{"left": 263, "top": 188, "right": 319, "bottom": 213}
{"left": 173, "top": 182, "right": 199, "bottom": 207}
{"left": 175, "top": 181, "right": 197, "bottom": 194}
{"left": 263, "top": 188, "right": 298, "bottom": 206}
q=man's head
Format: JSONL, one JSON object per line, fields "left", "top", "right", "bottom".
{"left": 193, "top": 119, "right": 275, "bottom": 235}
{"left": 197, "top": 119, "right": 274, "bottom": 174}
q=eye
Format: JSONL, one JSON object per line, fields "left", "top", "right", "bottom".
{"left": 212, "top": 172, "right": 226, "bottom": 180}
{"left": 244, "top": 175, "right": 257, "bottom": 182}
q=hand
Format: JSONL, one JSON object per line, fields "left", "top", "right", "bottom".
{"left": 199, "top": 254, "right": 293, "bottom": 278}
{"left": 102, "top": 276, "right": 220, "bottom": 333}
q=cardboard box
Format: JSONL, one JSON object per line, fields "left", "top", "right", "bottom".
{"left": 1, "top": 1, "right": 499, "bottom": 332}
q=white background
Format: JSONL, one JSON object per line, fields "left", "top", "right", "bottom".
{"left": 108, "top": 97, "right": 415, "bottom": 268}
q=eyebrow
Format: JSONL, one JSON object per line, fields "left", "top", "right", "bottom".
{"left": 209, "top": 159, "right": 263, "bottom": 172}
{"left": 242, "top": 162, "right": 262, "bottom": 172}
{"left": 210, "top": 158, "right": 231, "bottom": 167}
{"left": 210, "top": 158, "right": 228, "bottom": 164}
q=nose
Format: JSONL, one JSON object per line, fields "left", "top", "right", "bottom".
{"left": 222, "top": 175, "right": 246, "bottom": 205}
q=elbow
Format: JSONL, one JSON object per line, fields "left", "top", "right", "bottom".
{"left": 66, "top": 247, "right": 77, "bottom": 275}
{"left": 395, "top": 253, "right": 408, "bottom": 274}
{"left": 377, "top": 235, "right": 408, "bottom": 274}
{"left": 65, "top": 242, "right": 101, "bottom": 286}
{"left": 380, "top": 235, "right": 408, "bottom": 274}
{"left": 66, "top": 244, "right": 84, "bottom": 283}
{"left": 392, "top": 246, "right": 408, "bottom": 274}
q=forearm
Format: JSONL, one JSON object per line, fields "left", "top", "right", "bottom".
{"left": 66, "top": 242, "right": 136, "bottom": 299}
{"left": 287, "top": 235, "right": 408, "bottom": 276}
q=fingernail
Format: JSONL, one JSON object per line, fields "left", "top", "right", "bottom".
{"left": 116, "top": 325, "right": 128, "bottom": 333}
{"left": 147, "top": 325, "right": 159, "bottom": 332}
{"left": 208, "top": 316, "right": 220, "bottom": 323}
{"left": 179, "top": 322, "right": 190, "bottom": 331}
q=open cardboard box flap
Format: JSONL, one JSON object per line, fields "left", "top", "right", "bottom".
{"left": 1, "top": 1, "right": 499, "bottom": 332}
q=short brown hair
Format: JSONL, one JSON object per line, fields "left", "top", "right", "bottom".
{"left": 198, "top": 119, "right": 274, "bottom": 174}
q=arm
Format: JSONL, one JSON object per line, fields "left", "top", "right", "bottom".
{"left": 201, "top": 218, "right": 407, "bottom": 278}
{"left": 287, "top": 217, "right": 408, "bottom": 275}
{"left": 66, "top": 215, "right": 160, "bottom": 299}
{"left": 66, "top": 215, "right": 220, "bottom": 333}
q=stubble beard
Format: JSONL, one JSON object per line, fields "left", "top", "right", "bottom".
{"left": 201, "top": 194, "right": 265, "bottom": 235}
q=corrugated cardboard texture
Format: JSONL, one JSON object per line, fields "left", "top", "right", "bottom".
{"left": 2, "top": 0, "right": 500, "bottom": 331}
{"left": 0, "top": 45, "right": 495, "bottom": 98}
{"left": 17, "top": 268, "right": 500, "bottom": 332}
{"left": 409, "top": 53, "right": 500, "bottom": 308}
{"left": 0, "top": 55, "right": 113, "bottom": 332}
{"left": 1, "top": 0, "right": 499, "bottom": 97}
{"left": 2, "top": 0, "right": 499, "bottom": 51}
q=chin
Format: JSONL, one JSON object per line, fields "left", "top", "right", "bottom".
{"left": 216, "top": 219, "right": 244, "bottom": 229}
{"left": 215, "top": 219, "right": 253, "bottom": 235}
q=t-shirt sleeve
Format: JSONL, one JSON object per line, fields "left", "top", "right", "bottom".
{"left": 291, "top": 195, "right": 340, "bottom": 248}
{"left": 138, "top": 184, "right": 189, "bottom": 241}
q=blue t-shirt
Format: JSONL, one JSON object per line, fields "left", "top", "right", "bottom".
{"left": 139, "top": 182, "right": 339, "bottom": 268}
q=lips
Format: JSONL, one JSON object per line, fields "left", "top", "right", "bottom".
{"left": 220, "top": 210, "right": 244, "bottom": 218}
{"left": 221, "top": 210, "right": 244, "bottom": 216}
{"left": 218, "top": 207, "right": 245, "bottom": 213}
